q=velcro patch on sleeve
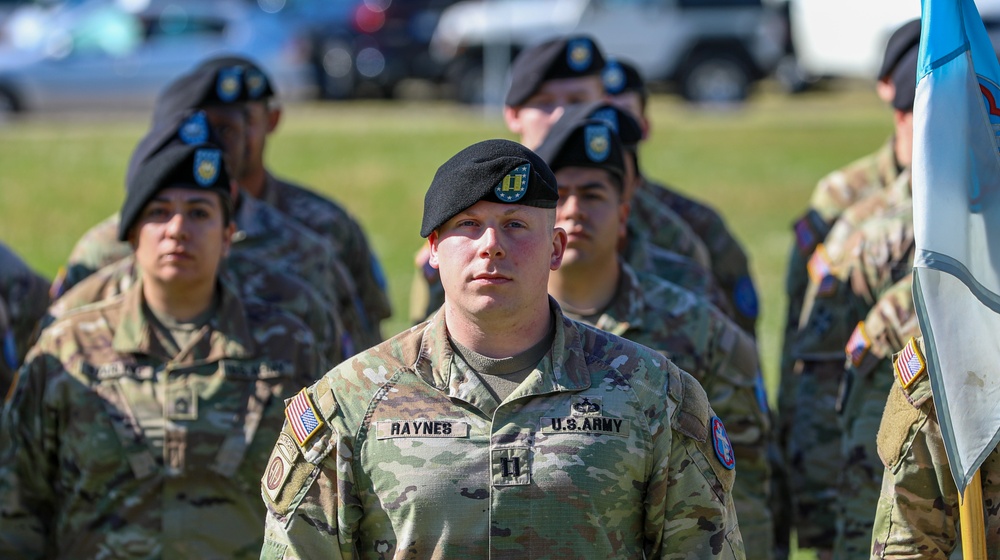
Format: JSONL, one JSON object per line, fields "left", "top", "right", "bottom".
{"left": 286, "top": 389, "right": 325, "bottom": 448}
{"left": 261, "top": 431, "right": 322, "bottom": 517}
{"left": 845, "top": 321, "right": 871, "bottom": 368}
{"left": 807, "top": 244, "right": 838, "bottom": 297}
{"left": 875, "top": 380, "right": 925, "bottom": 471}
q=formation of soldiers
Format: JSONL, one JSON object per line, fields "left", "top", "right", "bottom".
{"left": 0, "top": 22, "right": 983, "bottom": 560}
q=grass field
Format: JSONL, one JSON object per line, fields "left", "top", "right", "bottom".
{"left": 0, "top": 84, "right": 891, "bottom": 558}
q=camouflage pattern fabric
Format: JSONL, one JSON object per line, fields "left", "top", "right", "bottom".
{"left": 638, "top": 176, "right": 759, "bottom": 337}
{"left": 870, "top": 337, "right": 1000, "bottom": 558}
{"left": 564, "top": 263, "right": 772, "bottom": 559}
{"left": 833, "top": 275, "right": 918, "bottom": 560}
{"left": 0, "top": 242, "right": 51, "bottom": 397}
{"left": 0, "top": 278, "right": 321, "bottom": 558}
{"left": 54, "top": 192, "right": 378, "bottom": 351}
{"left": 784, "top": 169, "right": 912, "bottom": 551}
{"left": 261, "top": 302, "right": 746, "bottom": 559}
{"left": 262, "top": 173, "right": 392, "bottom": 338}
{"left": 45, "top": 253, "right": 345, "bottom": 368}
{"left": 627, "top": 182, "right": 713, "bottom": 269}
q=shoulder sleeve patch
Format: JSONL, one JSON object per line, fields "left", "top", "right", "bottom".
{"left": 673, "top": 371, "right": 736, "bottom": 493}
{"left": 893, "top": 337, "right": 926, "bottom": 390}
{"left": 876, "top": 380, "right": 928, "bottom": 471}
{"left": 261, "top": 429, "right": 324, "bottom": 517}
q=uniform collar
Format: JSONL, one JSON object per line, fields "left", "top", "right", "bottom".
{"left": 112, "top": 275, "right": 256, "bottom": 363}
{"left": 413, "top": 298, "right": 593, "bottom": 415}
{"left": 587, "top": 261, "right": 644, "bottom": 336}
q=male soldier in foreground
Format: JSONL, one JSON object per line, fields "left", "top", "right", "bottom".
{"left": 0, "top": 242, "right": 50, "bottom": 396}
{"left": 0, "top": 141, "right": 320, "bottom": 557}
{"left": 603, "top": 58, "right": 760, "bottom": 336}
{"left": 260, "top": 139, "right": 745, "bottom": 558}
{"left": 536, "top": 116, "right": 772, "bottom": 558}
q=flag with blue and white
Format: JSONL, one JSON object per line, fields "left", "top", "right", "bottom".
{"left": 913, "top": 0, "right": 1000, "bottom": 493}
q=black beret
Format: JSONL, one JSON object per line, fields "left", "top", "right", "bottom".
{"left": 558, "top": 101, "right": 644, "bottom": 149}
{"left": 891, "top": 46, "right": 918, "bottom": 112}
{"left": 535, "top": 118, "right": 626, "bottom": 185}
{"left": 602, "top": 58, "right": 648, "bottom": 101}
{"left": 118, "top": 142, "right": 231, "bottom": 241}
{"left": 878, "top": 19, "right": 921, "bottom": 81}
{"left": 152, "top": 54, "right": 275, "bottom": 124}
{"left": 420, "top": 139, "right": 558, "bottom": 238}
{"left": 126, "top": 109, "right": 220, "bottom": 187}
{"left": 504, "top": 35, "right": 606, "bottom": 107}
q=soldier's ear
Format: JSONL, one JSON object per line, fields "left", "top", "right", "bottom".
{"left": 266, "top": 106, "right": 281, "bottom": 134}
{"left": 427, "top": 233, "right": 441, "bottom": 270}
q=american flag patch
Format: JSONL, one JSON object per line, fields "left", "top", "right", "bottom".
{"left": 794, "top": 217, "right": 817, "bottom": 255}
{"left": 286, "top": 389, "right": 325, "bottom": 447}
{"left": 845, "top": 322, "right": 871, "bottom": 368}
{"left": 807, "top": 245, "right": 837, "bottom": 296}
{"left": 894, "top": 337, "right": 926, "bottom": 389}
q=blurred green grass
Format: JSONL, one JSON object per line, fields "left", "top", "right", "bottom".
{"left": 0, "top": 86, "right": 889, "bottom": 559}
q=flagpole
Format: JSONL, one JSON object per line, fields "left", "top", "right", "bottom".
{"left": 959, "top": 468, "right": 987, "bottom": 559}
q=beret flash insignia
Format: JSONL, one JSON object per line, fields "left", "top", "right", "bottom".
{"left": 246, "top": 67, "right": 266, "bottom": 99}
{"left": 585, "top": 124, "right": 610, "bottom": 162}
{"left": 216, "top": 66, "right": 243, "bottom": 102}
{"left": 178, "top": 112, "right": 209, "bottom": 145}
{"left": 194, "top": 149, "right": 221, "bottom": 187}
{"left": 567, "top": 38, "right": 593, "bottom": 72}
{"left": 495, "top": 164, "right": 530, "bottom": 202}
{"left": 602, "top": 60, "right": 625, "bottom": 94}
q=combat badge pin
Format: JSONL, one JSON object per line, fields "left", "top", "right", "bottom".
{"left": 711, "top": 416, "right": 735, "bottom": 470}
{"left": 495, "top": 164, "right": 530, "bottom": 202}
{"left": 194, "top": 149, "right": 221, "bottom": 187}
{"left": 585, "top": 124, "right": 610, "bottom": 162}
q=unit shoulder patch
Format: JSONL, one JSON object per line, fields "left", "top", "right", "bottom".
{"left": 285, "top": 389, "right": 326, "bottom": 448}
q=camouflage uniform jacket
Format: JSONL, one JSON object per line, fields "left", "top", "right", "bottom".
{"left": 261, "top": 301, "right": 746, "bottom": 559}
{"left": 45, "top": 253, "right": 345, "bottom": 367}
{"left": 0, "top": 242, "right": 51, "bottom": 395}
{"left": 0, "top": 277, "right": 321, "bottom": 559}
{"left": 871, "top": 337, "right": 1000, "bottom": 558}
{"left": 262, "top": 173, "right": 392, "bottom": 336}
{"left": 834, "top": 275, "right": 919, "bottom": 560}
{"left": 639, "top": 176, "right": 759, "bottom": 336}
{"left": 628, "top": 184, "right": 713, "bottom": 269}
{"left": 55, "top": 193, "right": 377, "bottom": 350}
{"left": 568, "top": 263, "right": 772, "bottom": 559}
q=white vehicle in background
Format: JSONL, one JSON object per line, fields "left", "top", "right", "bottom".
{"left": 783, "top": 0, "right": 1000, "bottom": 88}
{"left": 431, "top": 0, "right": 788, "bottom": 105}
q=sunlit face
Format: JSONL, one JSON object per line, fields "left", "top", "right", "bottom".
{"left": 894, "top": 108, "right": 914, "bottom": 168}
{"left": 504, "top": 75, "right": 605, "bottom": 149}
{"left": 204, "top": 105, "right": 248, "bottom": 180}
{"left": 130, "top": 187, "right": 234, "bottom": 291}
{"left": 428, "top": 201, "right": 566, "bottom": 322}
{"left": 555, "top": 166, "right": 627, "bottom": 269}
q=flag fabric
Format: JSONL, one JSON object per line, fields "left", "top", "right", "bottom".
{"left": 912, "top": 0, "right": 1000, "bottom": 493}
{"left": 285, "top": 389, "right": 325, "bottom": 447}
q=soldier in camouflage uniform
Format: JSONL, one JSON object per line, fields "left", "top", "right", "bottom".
{"left": 261, "top": 139, "right": 745, "bottom": 558}
{"left": 407, "top": 35, "right": 715, "bottom": 324}
{"left": 45, "top": 250, "right": 347, "bottom": 367}
{"left": 777, "top": 35, "right": 919, "bottom": 556}
{"left": 835, "top": 275, "right": 918, "bottom": 559}
{"left": 537, "top": 116, "right": 773, "bottom": 558}
{"left": 0, "top": 242, "right": 50, "bottom": 397}
{"left": 0, "top": 142, "right": 321, "bottom": 558}
{"left": 51, "top": 62, "right": 376, "bottom": 351}
{"left": 209, "top": 55, "right": 391, "bottom": 338}
{"left": 603, "top": 57, "right": 760, "bottom": 336}
{"left": 868, "top": 336, "right": 1000, "bottom": 558}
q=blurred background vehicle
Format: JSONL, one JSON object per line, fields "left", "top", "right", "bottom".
{"left": 430, "top": 0, "right": 788, "bottom": 105}
{"left": 0, "top": 0, "right": 316, "bottom": 114}
{"left": 779, "top": 0, "right": 1000, "bottom": 92}
{"left": 297, "top": 0, "right": 462, "bottom": 99}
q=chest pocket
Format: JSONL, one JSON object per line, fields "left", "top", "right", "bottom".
{"left": 89, "top": 359, "right": 293, "bottom": 480}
